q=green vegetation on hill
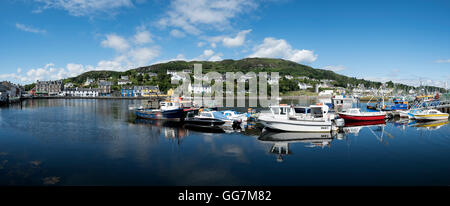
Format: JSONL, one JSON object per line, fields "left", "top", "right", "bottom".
{"left": 30, "top": 58, "right": 447, "bottom": 94}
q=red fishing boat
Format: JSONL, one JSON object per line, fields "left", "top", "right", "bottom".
{"left": 338, "top": 108, "right": 386, "bottom": 121}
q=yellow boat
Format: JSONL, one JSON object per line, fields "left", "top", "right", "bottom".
{"left": 413, "top": 109, "right": 449, "bottom": 121}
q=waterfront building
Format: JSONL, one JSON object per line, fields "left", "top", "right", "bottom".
{"left": 121, "top": 87, "right": 134, "bottom": 97}
{"left": 1, "top": 81, "right": 22, "bottom": 97}
{"left": 76, "top": 88, "right": 98, "bottom": 97}
{"left": 144, "top": 86, "right": 160, "bottom": 96}
{"left": 133, "top": 86, "right": 160, "bottom": 97}
{"left": 36, "top": 80, "right": 63, "bottom": 96}
{"left": 0, "top": 85, "right": 8, "bottom": 103}
{"left": 98, "top": 80, "right": 112, "bottom": 96}
{"left": 188, "top": 83, "right": 211, "bottom": 94}
{"left": 62, "top": 88, "right": 98, "bottom": 97}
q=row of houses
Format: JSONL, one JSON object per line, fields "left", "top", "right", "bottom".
{"left": 0, "top": 81, "right": 24, "bottom": 103}
{"left": 34, "top": 80, "right": 113, "bottom": 97}
{"left": 121, "top": 86, "right": 160, "bottom": 97}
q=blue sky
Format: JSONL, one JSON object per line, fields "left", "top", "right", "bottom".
{"left": 0, "top": 0, "right": 449, "bottom": 88}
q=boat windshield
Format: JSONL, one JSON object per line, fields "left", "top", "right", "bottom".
{"left": 294, "top": 107, "right": 309, "bottom": 114}
{"left": 212, "top": 112, "right": 229, "bottom": 120}
{"left": 200, "top": 112, "right": 213, "bottom": 117}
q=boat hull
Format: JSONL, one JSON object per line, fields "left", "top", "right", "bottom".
{"left": 136, "top": 108, "right": 185, "bottom": 120}
{"left": 414, "top": 114, "right": 449, "bottom": 121}
{"left": 259, "top": 119, "right": 332, "bottom": 132}
{"left": 338, "top": 113, "right": 386, "bottom": 121}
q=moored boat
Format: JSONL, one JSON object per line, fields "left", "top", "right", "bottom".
{"left": 338, "top": 108, "right": 386, "bottom": 121}
{"left": 412, "top": 109, "right": 449, "bottom": 121}
{"left": 184, "top": 110, "right": 239, "bottom": 132}
{"left": 257, "top": 104, "right": 341, "bottom": 132}
{"left": 135, "top": 100, "right": 185, "bottom": 121}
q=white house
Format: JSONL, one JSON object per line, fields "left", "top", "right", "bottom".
{"left": 188, "top": 83, "right": 212, "bottom": 94}
{"left": 84, "top": 78, "right": 95, "bottom": 86}
{"left": 63, "top": 88, "right": 98, "bottom": 97}
{"left": 298, "top": 83, "right": 313, "bottom": 90}
{"left": 64, "top": 83, "right": 74, "bottom": 89}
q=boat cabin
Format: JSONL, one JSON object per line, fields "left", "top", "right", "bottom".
{"left": 332, "top": 95, "right": 354, "bottom": 111}
{"left": 268, "top": 105, "right": 292, "bottom": 116}
{"left": 160, "top": 101, "right": 181, "bottom": 111}
{"left": 309, "top": 105, "right": 329, "bottom": 118}
{"left": 268, "top": 104, "right": 329, "bottom": 118}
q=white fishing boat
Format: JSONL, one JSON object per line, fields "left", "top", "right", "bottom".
{"left": 257, "top": 104, "right": 342, "bottom": 132}
{"left": 413, "top": 109, "right": 449, "bottom": 121}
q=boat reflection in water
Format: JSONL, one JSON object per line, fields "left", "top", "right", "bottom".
{"left": 343, "top": 120, "right": 386, "bottom": 136}
{"left": 408, "top": 120, "right": 449, "bottom": 131}
{"left": 134, "top": 119, "right": 189, "bottom": 144}
{"left": 258, "top": 131, "right": 334, "bottom": 162}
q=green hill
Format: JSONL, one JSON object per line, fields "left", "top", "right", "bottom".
{"left": 54, "top": 58, "right": 445, "bottom": 94}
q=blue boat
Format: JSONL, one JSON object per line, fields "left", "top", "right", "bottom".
{"left": 367, "top": 97, "right": 409, "bottom": 111}
{"left": 135, "top": 101, "right": 185, "bottom": 121}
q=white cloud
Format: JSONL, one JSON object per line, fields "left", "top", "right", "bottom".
{"left": 211, "top": 42, "right": 217, "bottom": 48}
{"left": 158, "top": 0, "right": 258, "bottom": 35}
{"left": 322, "top": 65, "right": 346, "bottom": 72}
{"left": 170, "top": 29, "right": 186, "bottom": 38}
{"left": 101, "top": 34, "right": 130, "bottom": 52}
{"left": 129, "top": 47, "right": 160, "bottom": 66}
{"left": 197, "top": 42, "right": 205, "bottom": 47}
{"left": 193, "top": 49, "right": 215, "bottom": 60}
{"left": 209, "top": 54, "right": 223, "bottom": 61}
{"left": 17, "top": 68, "right": 22, "bottom": 73}
{"left": 203, "top": 49, "right": 214, "bottom": 57}
{"left": 15, "top": 23, "right": 46, "bottom": 34}
{"left": 222, "top": 29, "right": 251, "bottom": 47}
{"left": 133, "top": 30, "right": 152, "bottom": 44}
{"left": 436, "top": 59, "right": 450, "bottom": 63}
{"left": 33, "top": 0, "right": 135, "bottom": 17}
{"left": 249, "top": 37, "right": 318, "bottom": 63}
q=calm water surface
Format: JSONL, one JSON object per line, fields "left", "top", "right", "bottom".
{"left": 0, "top": 99, "right": 449, "bottom": 186}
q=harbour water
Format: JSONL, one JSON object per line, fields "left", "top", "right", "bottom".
{"left": 0, "top": 99, "right": 449, "bottom": 186}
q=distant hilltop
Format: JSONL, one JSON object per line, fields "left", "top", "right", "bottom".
{"left": 26, "top": 58, "right": 447, "bottom": 94}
